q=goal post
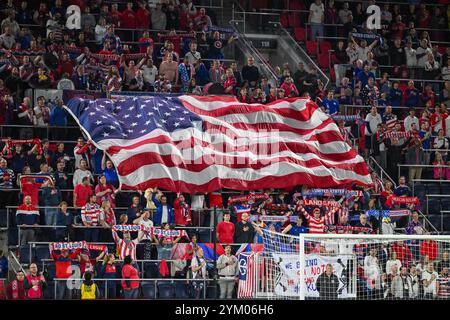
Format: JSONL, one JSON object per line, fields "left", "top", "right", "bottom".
{"left": 259, "top": 229, "right": 450, "bottom": 300}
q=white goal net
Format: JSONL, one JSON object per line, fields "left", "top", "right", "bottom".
{"left": 257, "top": 230, "right": 450, "bottom": 300}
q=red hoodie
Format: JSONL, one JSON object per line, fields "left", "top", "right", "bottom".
{"left": 120, "top": 9, "right": 137, "bottom": 29}
{"left": 135, "top": 7, "right": 151, "bottom": 28}
{"left": 174, "top": 198, "right": 192, "bottom": 226}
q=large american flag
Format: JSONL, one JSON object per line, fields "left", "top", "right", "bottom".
{"left": 66, "top": 95, "right": 371, "bottom": 192}
{"left": 238, "top": 252, "right": 255, "bottom": 299}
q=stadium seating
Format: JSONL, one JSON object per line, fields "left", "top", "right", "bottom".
{"left": 175, "top": 282, "right": 190, "bottom": 299}
{"left": 305, "top": 40, "right": 318, "bottom": 56}
{"left": 157, "top": 281, "right": 175, "bottom": 299}
{"left": 141, "top": 281, "right": 157, "bottom": 299}
{"left": 294, "top": 27, "right": 306, "bottom": 42}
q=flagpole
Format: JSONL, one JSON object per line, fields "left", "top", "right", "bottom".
{"left": 213, "top": 205, "right": 218, "bottom": 299}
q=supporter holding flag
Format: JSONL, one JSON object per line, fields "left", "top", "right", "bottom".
{"left": 152, "top": 189, "right": 174, "bottom": 226}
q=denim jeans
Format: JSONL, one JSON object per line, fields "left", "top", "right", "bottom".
{"left": 84, "top": 228, "right": 100, "bottom": 242}
{"left": 56, "top": 280, "right": 73, "bottom": 300}
{"left": 310, "top": 23, "right": 324, "bottom": 41}
{"left": 123, "top": 288, "right": 139, "bottom": 299}
{"left": 45, "top": 208, "right": 58, "bottom": 226}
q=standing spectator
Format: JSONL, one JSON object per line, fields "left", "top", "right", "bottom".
{"left": 73, "top": 176, "right": 93, "bottom": 208}
{"left": 437, "top": 252, "right": 450, "bottom": 274}
{"left": 133, "top": 209, "right": 153, "bottom": 260}
{"left": 405, "top": 81, "right": 420, "bottom": 108}
{"left": 217, "top": 212, "right": 234, "bottom": 244}
{"left": 112, "top": 228, "right": 143, "bottom": 261}
{"left": 405, "top": 41, "right": 417, "bottom": 79}
{"left": 293, "top": 62, "right": 308, "bottom": 95}
{"left": 51, "top": 247, "right": 81, "bottom": 300}
{"left": 95, "top": 175, "right": 118, "bottom": 208}
{"left": 6, "top": 271, "right": 26, "bottom": 300}
{"left": 120, "top": 2, "right": 137, "bottom": 29}
{"left": 151, "top": 3, "right": 166, "bottom": 30}
{"left": 422, "top": 262, "right": 439, "bottom": 299}
{"left": 0, "top": 157, "right": 15, "bottom": 209}
{"left": 24, "top": 263, "right": 46, "bottom": 300}
{"left": 190, "top": 247, "right": 207, "bottom": 299}
{"left": 433, "top": 129, "right": 449, "bottom": 161}
{"left": 437, "top": 267, "right": 450, "bottom": 299}
{"left": 41, "top": 178, "right": 62, "bottom": 229}
{"left": 223, "top": 68, "right": 237, "bottom": 95}
{"left": 217, "top": 244, "right": 238, "bottom": 299}
{"left": 126, "top": 195, "right": 143, "bottom": 223}
{"left": 316, "top": 264, "right": 339, "bottom": 299}
{"left": 173, "top": 193, "right": 192, "bottom": 226}
{"left": 322, "top": 91, "right": 339, "bottom": 115}
{"left": 391, "top": 266, "right": 415, "bottom": 299}
{"left": 420, "top": 239, "right": 439, "bottom": 262}
{"left": 141, "top": 58, "right": 158, "bottom": 90}
{"left": 16, "top": 195, "right": 40, "bottom": 246}
{"left": 73, "top": 159, "right": 93, "bottom": 186}
{"left": 55, "top": 201, "right": 73, "bottom": 241}
{"left": 206, "top": 31, "right": 236, "bottom": 61}
{"left": 389, "top": 82, "right": 403, "bottom": 107}
{"left": 178, "top": 56, "right": 195, "bottom": 93}
{"left": 308, "top": 0, "right": 324, "bottom": 41}
{"left": 73, "top": 138, "right": 96, "bottom": 169}
{"left": 389, "top": 39, "right": 405, "bottom": 77}
{"left": 80, "top": 272, "right": 100, "bottom": 300}
{"left": 386, "top": 251, "right": 402, "bottom": 276}
{"left": 416, "top": 39, "right": 432, "bottom": 79}
{"left": 101, "top": 152, "right": 119, "bottom": 188}
{"left": 241, "top": 57, "right": 260, "bottom": 89}
{"left": 33, "top": 96, "right": 50, "bottom": 127}
{"left": 391, "top": 240, "right": 414, "bottom": 268}
{"left": 406, "top": 138, "right": 425, "bottom": 181}
{"left": 360, "top": 77, "right": 379, "bottom": 107}
{"left": 135, "top": 1, "right": 151, "bottom": 29}
{"left": 433, "top": 152, "right": 446, "bottom": 180}
{"left": 159, "top": 52, "right": 178, "bottom": 85}
{"left": 394, "top": 176, "right": 412, "bottom": 197}
{"left": 99, "top": 254, "right": 117, "bottom": 299}
{"left": 233, "top": 213, "right": 254, "bottom": 243}
{"left": 121, "top": 255, "right": 140, "bottom": 299}
{"left": 280, "top": 76, "right": 299, "bottom": 98}
{"left": 364, "top": 106, "right": 382, "bottom": 159}
{"left": 81, "top": 195, "right": 101, "bottom": 242}
{"left": 152, "top": 189, "right": 174, "bottom": 226}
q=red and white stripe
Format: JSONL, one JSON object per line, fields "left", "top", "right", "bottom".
{"left": 238, "top": 252, "right": 255, "bottom": 299}
{"left": 98, "top": 96, "right": 371, "bottom": 192}
{"left": 116, "top": 238, "right": 138, "bottom": 261}
{"left": 81, "top": 204, "right": 101, "bottom": 226}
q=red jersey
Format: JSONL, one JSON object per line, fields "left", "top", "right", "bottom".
{"left": 121, "top": 264, "right": 139, "bottom": 290}
{"left": 217, "top": 221, "right": 235, "bottom": 243}
{"left": 138, "top": 37, "right": 154, "bottom": 53}
{"left": 174, "top": 198, "right": 192, "bottom": 226}
{"left": 21, "top": 181, "right": 41, "bottom": 206}
{"left": 209, "top": 192, "right": 223, "bottom": 208}
{"left": 74, "top": 184, "right": 93, "bottom": 208}
{"left": 420, "top": 240, "right": 438, "bottom": 261}
{"left": 135, "top": 7, "right": 150, "bottom": 28}
{"left": 120, "top": 9, "right": 137, "bottom": 29}
{"left": 51, "top": 249, "right": 80, "bottom": 279}
{"left": 391, "top": 243, "right": 413, "bottom": 267}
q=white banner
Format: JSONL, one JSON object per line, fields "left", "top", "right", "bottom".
{"left": 272, "top": 253, "right": 354, "bottom": 298}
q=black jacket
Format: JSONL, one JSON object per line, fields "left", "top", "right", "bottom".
{"left": 316, "top": 272, "right": 340, "bottom": 299}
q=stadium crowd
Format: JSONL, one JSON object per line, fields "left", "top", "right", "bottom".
{"left": 0, "top": 0, "right": 449, "bottom": 300}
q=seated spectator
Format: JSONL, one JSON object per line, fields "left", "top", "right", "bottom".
{"left": 242, "top": 57, "right": 260, "bottom": 88}
{"left": 250, "top": 88, "right": 265, "bottom": 104}
{"left": 209, "top": 60, "right": 224, "bottom": 84}
{"left": 188, "top": 78, "right": 202, "bottom": 94}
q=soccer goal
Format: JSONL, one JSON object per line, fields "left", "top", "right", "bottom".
{"left": 257, "top": 230, "right": 450, "bottom": 300}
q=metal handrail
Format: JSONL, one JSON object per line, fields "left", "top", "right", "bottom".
{"left": 279, "top": 27, "right": 330, "bottom": 88}
{"left": 369, "top": 156, "right": 396, "bottom": 188}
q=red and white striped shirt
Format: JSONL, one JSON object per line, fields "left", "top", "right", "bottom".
{"left": 81, "top": 203, "right": 101, "bottom": 226}
{"left": 112, "top": 230, "right": 139, "bottom": 260}
{"left": 297, "top": 206, "right": 338, "bottom": 234}
{"left": 438, "top": 276, "right": 450, "bottom": 299}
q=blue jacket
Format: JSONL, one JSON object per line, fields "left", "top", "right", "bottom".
{"left": 50, "top": 105, "right": 68, "bottom": 126}
{"left": 152, "top": 193, "right": 174, "bottom": 226}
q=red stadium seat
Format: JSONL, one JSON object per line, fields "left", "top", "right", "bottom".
{"left": 306, "top": 40, "right": 317, "bottom": 56}
{"left": 288, "top": 12, "right": 301, "bottom": 28}
{"left": 319, "top": 41, "right": 332, "bottom": 54}
{"left": 318, "top": 53, "right": 330, "bottom": 70}
{"left": 294, "top": 27, "right": 306, "bottom": 42}
{"left": 280, "top": 12, "right": 290, "bottom": 28}
{"left": 329, "top": 67, "right": 336, "bottom": 82}
{"left": 330, "top": 53, "right": 338, "bottom": 64}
